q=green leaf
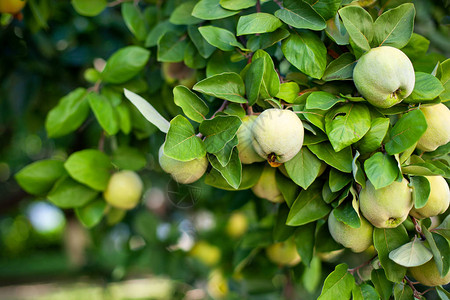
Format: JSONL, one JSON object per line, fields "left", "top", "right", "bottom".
{"left": 200, "top": 115, "right": 242, "bottom": 153}
{"left": 364, "top": 152, "right": 399, "bottom": 189}
{"left": 325, "top": 14, "right": 349, "bottom": 45}
{"left": 251, "top": 50, "right": 280, "bottom": 100}
{"left": 302, "top": 256, "right": 322, "bottom": 293}
{"left": 199, "top": 26, "right": 246, "bottom": 51}
{"left": 75, "top": 199, "right": 106, "bottom": 228}
{"left": 285, "top": 147, "right": 322, "bottom": 189}
{"left": 220, "top": 0, "right": 256, "bottom": 10}
{"left": 193, "top": 72, "right": 247, "bottom": 103}
{"left": 287, "top": 181, "right": 331, "bottom": 226}
{"left": 371, "top": 269, "right": 393, "bottom": 300}
{"left": 205, "top": 163, "right": 262, "bottom": 190}
{"left": 274, "top": 0, "right": 326, "bottom": 31}
{"left": 334, "top": 200, "right": 361, "bottom": 229}
{"left": 385, "top": 109, "right": 428, "bottom": 155}
{"left": 102, "top": 46, "right": 150, "bottom": 84}
{"left": 273, "top": 204, "right": 295, "bottom": 242}
{"left": 48, "top": 176, "right": 99, "bottom": 208}
{"left": 393, "top": 282, "right": 413, "bottom": 300}
{"left": 208, "top": 149, "right": 242, "bottom": 189}
{"left": 192, "top": 0, "right": 240, "bottom": 20}
{"left": 352, "top": 151, "right": 366, "bottom": 188}
{"left": 237, "top": 13, "right": 282, "bottom": 36}
{"left": 302, "top": 108, "right": 326, "bottom": 131}
{"left": 389, "top": 237, "right": 433, "bottom": 267}
{"left": 169, "top": 0, "right": 202, "bottom": 25}
{"left": 184, "top": 41, "right": 207, "bottom": 69}
{"left": 372, "top": 3, "right": 415, "bottom": 48}
{"left": 373, "top": 226, "right": 409, "bottom": 282}
{"left": 45, "top": 88, "right": 90, "bottom": 138}
{"left": 88, "top": 93, "right": 119, "bottom": 136}
{"left": 276, "top": 82, "right": 300, "bottom": 103}
{"left": 356, "top": 117, "right": 390, "bottom": 153}
{"left": 245, "top": 58, "right": 265, "bottom": 105}
{"left": 338, "top": 6, "right": 373, "bottom": 53}
{"left": 318, "top": 263, "right": 355, "bottom": 300}
{"left": 64, "top": 149, "right": 112, "bottom": 191}
{"left": 164, "top": 115, "right": 206, "bottom": 161}
{"left": 71, "top": 0, "right": 106, "bottom": 17}
{"left": 122, "top": 3, "right": 147, "bottom": 41}
{"left": 276, "top": 171, "right": 299, "bottom": 207}
{"left": 306, "top": 91, "right": 346, "bottom": 110}
{"left": 294, "top": 223, "right": 316, "bottom": 267}
{"left": 157, "top": 31, "right": 187, "bottom": 62}
{"left": 436, "top": 286, "right": 450, "bottom": 300}
{"left": 434, "top": 214, "right": 450, "bottom": 240}
{"left": 304, "top": 0, "right": 341, "bottom": 21}
{"left": 215, "top": 135, "right": 239, "bottom": 167}
{"left": 145, "top": 20, "right": 177, "bottom": 48}
{"left": 329, "top": 168, "right": 352, "bottom": 193}
{"left": 401, "top": 33, "right": 430, "bottom": 61}
{"left": 422, "top": 226, "right": 450, "bottom": 277}
{"left": 410, "top": 176, "right": 430, "bottom": 209}
{"left": 173, "top": 86, "right": 209, "bottom": 123}
{"left": 281, "top": 30, "right": 327, "bottom": 79}
{"left": 322, "top": 53, "right": 356, "bottom": 81}
{"left": 15, "top": 160, "right": 66, "bottom": 196}
{"left": 124, "top": 89, "right": 170, "bottom": 133}
{"left": 206, "top": 51, "right": 247, "bottom": 77}
{"left": 404, "top": 72, "right": 445, "bottom": 103}
{"left": 247, "top": 28, "right": 290, "bottom": 51}
{"left": 308, "top": 142, "right": 353, "bottom": 173}
{"left": 188, "top": 25, "right": 216, "bottom": 59}
{"left": 111, "top": 147, "right": 147, "bottom": 171}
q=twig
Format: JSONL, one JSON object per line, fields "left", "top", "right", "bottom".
{"left": 107, "top": 0, "right": 133, "bottom": 7}
{"left": 211, "top": 101, "right": 228, "bottom": 118}
{"left": 256, "top": 0, "right": 261, "bottom": 12}
{"left": 404, "top": 276, "right": 422, "bottom": 299}
{"left": 348, "top": 255, "right": 377, "bottom": 279}
{"left": 98, "top": 131, "right": 105, "bottom": 152}
{"left": 410, "top": 216, "right": 426, "bottom": 240}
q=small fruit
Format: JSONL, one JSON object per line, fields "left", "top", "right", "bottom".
{"left": 409, "top": 259, "right": 450, "bottom": 286}
{"left": 251, "top": 108, "right": 304, "bottom": 166}
{"left": 328, "top": 210, "right": 374, "bottom": 253}
{"left": 158, "top": 145, "right": 208, "bottom": 184}
{"left": 207, "top": 269, "right": 229, "bottom": 299}
{"left": 359, "top": 178, "right": 413, "bottom": 228}
{"left": 0, "top": 0, "right": 26, "bottom": 14}
{"left": 353, "top": 46, "right": 415, "bottom": 108}
{"left": 236, "top": 115, "right": 265, "bottom": 164}
{"left": 162, "top": 62, "right": 197, "bottom": 88}
{"left": 251, "top": 165, "right": 284, "bottom": 203}
{"left": 416, "top": 103, "right": 450, "bottom": 152}
{"left": 266, "top": 238, "right": 301, "bottom": 266}
{"left": 190, "top": 241, "right": 221, "bottom": 266}
{"left": 103, "top": 170, "right": 143, "bottom": 210}
{"left": 410, "top": 176, "right": 450, "bottom": 219}
{"left": 226, "top": 212, "right": 249, "bottom": 238}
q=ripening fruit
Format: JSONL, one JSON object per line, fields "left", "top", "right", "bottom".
{"left": 158, "top": 145, "right": 208, "bottom": 184}
{"left": 190, "top": 241, "right": 221, "bottom": 266}
{"left": 0, "top": 0, "right": 26, "bottom": 14}
{"left": 409, "top": 259, "right": 450, "bottom": 286}
{"left": 162, "top": 62, "right": 197, "bottom": 88}
{"left": 236, "top": 115, "right": 265, "bottom": 164}
{"left": 359, "top": 178, "right": 413, "bottom": 228}
{"left": 410, "top": 176, "right": 450, "bottom": 219}
{"left": 103, "top": 170, "right": 143, "bottom": 210}
{"left": 226, "top": 212, "right": 249, "bottom": 238}
{"left": 266, "top": 238, "right": 301, "bottom": 266}
{"left": 251, "top": 165, "right": 284, "bottom": 203}
{"left": 251, "top": 109, "right": 304, "bottom": 167}
{"left": 207, "top": 269, "right": 229, "bottom": 299}
{"left": 328, "top": 210, "right": 373, "bottom": 253}
{"left": 416, "top": 104, "right": 450, "bottom": 152}
{"left": 353, "top": 46, "right": 415, "bottom": 108}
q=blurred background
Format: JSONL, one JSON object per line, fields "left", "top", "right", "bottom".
{"left": 0, "top": 0, "right": 449, "bottom": 299}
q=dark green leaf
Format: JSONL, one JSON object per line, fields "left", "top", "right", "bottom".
{"left": 173, "top": 86, "right": 209, "bottom": 123}
{"left": 322, "top": 53, "right": 356, "bottom": 81}
{"left": 275, "top": 171, "right": 299, "bottom": 207}
{"left": 285, "top": 147, "right": 322, "bottom": 189}
{"left": 357, "top": 117, "right": 390, "bottom": 153}
{"left": 169, "top": 0, "right": 202, "bottom": 25}
{"left": 404, "top": 72, "right": 445, "bottom": 103}
{"left": 157, "top": 31, "right": 187, "bottom": 62}
{"left": 306, "top": 91, "right": 346, "bottom": 110}
{"left": 295, "top": 223, "right": 316, "bottom": 267}
{"left": 318, "top": 263, "right": 355, "bottom": 300}
{"left": 329, "top": 168, "right": 352, "bottom": 193}
{"left": 247, "top": 28, "right": 290, "bottom": 51}
{"left": 145, "top": 20, "right": 177, "bottom": 48}
{"left": 208, "top": 149, "right": 242, "bottom": 189}
{"left": 364, "top": 152, "right": 399, "bottom": 189}
{"left": 192, "top": 0, "right": 240, "bottom": 20}
{"left": 304, "top": 0, "right": 341, "bottom": 21}
{"left": 245, "top": 58, "right": 265, "bottom": 105}
{"left": 302, "top": 256, "right": 322, "bottom": 293}
{"left": 274, "top": 0, "right": 326, "bottom": 31}
{"left": 273, "top": 204, "right": 295, "bottom": 242}
{"left": 308, "top": 142, "right": 353, "bottom": 173}
{"left": 15, "top": 160, "right": 66, "bottom": 196}
{"left": 393, "top": 282, "right": 413, "bottom": 300}
{"left": 48, "top": 176, "right": 99, "bottom": 208}
{"left": 338, "top": 6, "right": 373, "bottom": 53}
{"left": 200, "top": 115, "right": 241, "bottom": 153}
{"left": 251, "top": 50, "right": 280, "bottom": 100}
{"left": 205, "top": 163, "right": 262, "bottom": 190}
{"left": 334, "top": 200, "right": 361, "bottom": 228}
{"left": 434, "top": 214, "right": 450, "bottom": 240}
{"left": 422, "top": 226, "right": 450, "bottom": 277}
{"left": 325, "top": 14, "right": 349, "bottom": 45}
{"left": 371, "top": 269, "right": 393, "bottom": 300}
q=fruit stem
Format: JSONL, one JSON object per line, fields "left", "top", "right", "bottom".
{"left": 348, "top": 254, "right": 377, "bottom": 281}
{"left": 211, "top": 100, "right": 228, "bottom": 119}
{"left": 404, "top": 275, "right": 422, "bottom": 299}
{"left": 410, "top": 216, "right": 426, "bottom": 240}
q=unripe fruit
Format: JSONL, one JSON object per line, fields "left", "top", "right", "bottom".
{"left": 409, "top": 259, "right": 450, "bottom": 286}
{"left": 416, "top": 104, "right": 450, "bottom": 152}
{"left": 158, "top": 145, "right": 208, "bottom": 184}
{"left": 236, "top": 115, "right": 265, "bottom": 164}
{"left": 207, "top": 269, "right": 228, "bottom": 299}
{"left": 0, "top": 0, "right": 26, "bottom": 14}
{"left": 252, "top": 109, "right": 304, "bottom": 166}
{"left": 266, "top": 238, "right": 301, "bottom": 266}
{"left": 359, "top": 178, "right": 413, "bottom": 228}
{"left": 103, "top": 171, "right": 143, "bottom": 210}
{"left": 251, "top": 165, "right": 284, "bottom": 203}
{"left": 328, "top": 210, "right": 373, "bottom": 253}
{"left": 353, "top": 46, "right": 415, "bottom": 108}
{"left": 226, "top": 212, "right": 249, "bottom": 238}
{"left": 410, "top": 176, "right": 449, "bottom": 219}
{"left": 162, "top": 62, "right": 196, "bottom": 89}
{"left": 190, "top": 241, "right": 221, "bottom": 266}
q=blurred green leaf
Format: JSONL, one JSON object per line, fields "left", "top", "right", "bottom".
{"left": 48, "top": 176, "right": 99, "bottom": 208}
{"left": 15, "top": 160, "right": 66, "bottom": 196}
{"left": 71, "top": 0, "right": 106, "bottom": 17}
{"left": 102, "top": 46, "right": 150, "bottom": 83}
{"left": 75, "top": 199, "right": 106, "bottom": 228}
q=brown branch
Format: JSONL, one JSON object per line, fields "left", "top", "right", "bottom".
{"left": 211, "top": 101, "right": 228, "bottom": 119}
{"left": 256, "top": 0, "right": 261, "bottom": 12}
{"left": 107, "top": 0, "right": 133, "bottom": 7}
{"left": 410, "top": 216, "right": 426, "bottom": 240}
{"left": 404, "top": 276, "right": 422, "bottom": 299}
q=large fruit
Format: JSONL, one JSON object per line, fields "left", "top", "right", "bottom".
{"left": 409, "top": 259, "right": 450, "bottom": 286}
{"left": 353, "top": 46, "right": 415, "bottom": 108}
{"left": 236, "top": 115, "right": 265, "bottom": 164}
{"left": 158, "top": 145, "right": 208, "bottom": 184}
{"left": 103, "top": 170, "right": 143, "bottom": 210}
{"left": 0, "top": 0, "right": 26, "bottom": 14}
{"left": 416, "top": 103, "right": 450, "bottom": 152}
{"left": 410, "top": 176, "right": 450, "bottom": 219}
{"left": 359, "top": 178, "right": 413, "bottom": 228}
{"left": 251, "top": 165, "right": 283, "bottom": 203}
{"left": 266, "top": 238, "right": 301, "bottom": 266}
{"left": 328, "top": 210, "right": 373, "bottom": 253}
{"left": 251, "top": 108, "right": 304, "bottom": 166}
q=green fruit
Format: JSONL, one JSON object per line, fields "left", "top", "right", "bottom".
{"left": 158, "top": 145, "right": 208, "bottom": 184}
{"left": 162, "top": 62, "right": 196, "bottom": 88}
{"left": 236, "top": 115, "right": 265, "bottom": 164}
{"left": 353, "top": 46, "right": 415, "bottom": 108}
{"left": 251, "top": 165, "right": 284, "bottom": 203}
{"left": 410, "top": 176, "right": 449, "bottom": 219}
{"left": 226, "top": 212, "right": 249, "bottom": 238}
{"left": 190, "top": 241, "right": 221, "bottom": 266}
{"left": 103, "top": 170, "right": 143, "bottom": 210}
{"left": 328, "top": 210, "right": 373, "bottom": 253}
{"left": 266, "top": 238, "right": 301, "bottom": 266}
{"left": 416, "top": 103, "right": 450, "bottom": 152}
{"left": 409, "top": 259, "right": 450, "bottom": 286}
{"left": 252, "top": 109, "right": 304, "bottom": 166}
{"left": 360, "top": 178, "right": 413, "bottom": 228}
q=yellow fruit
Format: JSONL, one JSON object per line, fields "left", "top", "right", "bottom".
{"left": 0, "top": 0, "right": 26, "bottom": 14}
{"left": 252, "top": 109, "right": 304, "bottom": 166}
{"left": 190, "top": 241, "right": 221, "bottom": 266}
{"left": 103, "top": 171, "right": 143, "bottom": 210}
{"left": 359, "top": 178, "right": 413, "bottom": 228}
{"left": 410, "top": 176, "right": 450, "bottom": 219}
{"left": 236, "top": 115, "right": 265, "bottom": 164}
{"left": 158, "top": 145, "right": 208, "bottom": 184}
{"left": 416, "top": 104, "right": 450, "bottom": 152}
{"left": 251, "top": 165, "right": 284, "bottom": 203}
{"left": 207, "top": 269, "right": 228, "bottom": 299}
{"left": 266, "top": 238, "right": 301, "bottom": 266}
{"left": 226, "top": 212, "right": 249, "bottom": 238}
{"left": 409, "top": 259, "right": 450, "bottom": 286}
{"left": 328, "top": 210, "right": 373, "bottom": 253}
